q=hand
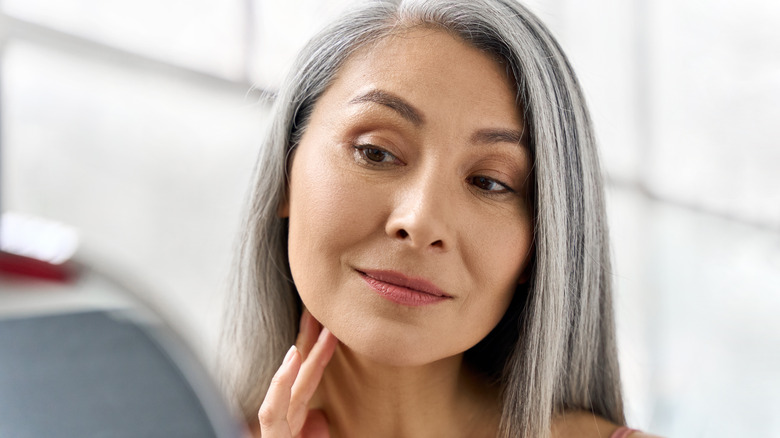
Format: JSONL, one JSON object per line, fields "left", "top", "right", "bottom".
{"left": 258, "top": 310, "right": 338, "bottom": 438}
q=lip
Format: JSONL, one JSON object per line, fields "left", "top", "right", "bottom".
{"left": 357, "top": 269, "right": 452, "bottom": 306}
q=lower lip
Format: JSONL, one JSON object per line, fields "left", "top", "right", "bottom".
{"left": 360, "top": 273, "right": 449, "bottom": 307}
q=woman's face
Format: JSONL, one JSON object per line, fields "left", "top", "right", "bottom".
{"left": 282, "top": 28, "right": 534, "bottom": 366}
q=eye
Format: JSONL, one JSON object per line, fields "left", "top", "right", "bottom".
{"left": 469, "top": 176, "right": 514, "bottom": 194}
{"left": 353, "top": 145, "right": 401, "bottom": 165}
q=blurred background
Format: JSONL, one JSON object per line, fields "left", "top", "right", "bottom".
{"left": 0, "top": 0, "right": 778, "bottom": 436}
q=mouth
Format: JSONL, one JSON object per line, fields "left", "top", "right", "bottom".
{"left": 357, "top": 269, "right": 452, "bottom": 306}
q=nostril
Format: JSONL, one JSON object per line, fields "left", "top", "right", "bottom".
{"left": 397, "top": 229, "right": 409, "bottom": 239}
{"left": 431, "top": 240, "right": 443, "bottom": 248}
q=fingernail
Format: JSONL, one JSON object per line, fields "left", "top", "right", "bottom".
{"left": 299, "top": 310, "right": 310, "bottom": 333}
{"left": 317, "top": 327, "right": 332, "bottom": 342}
{"left": 283, "top": 345, "right": 297, "bottom": 364}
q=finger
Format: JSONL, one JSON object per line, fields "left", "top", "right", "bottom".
{"left": 258, "top": 346, "right": 301, "bottom": 437}
{"left": 288, "top": 328, "right": 338, "bottom": 433}
{"left": 299, "top": 409, "right": 330, "bottom": 438}
{"left": 294, "top": 309, "right": 320, "bottom": 360}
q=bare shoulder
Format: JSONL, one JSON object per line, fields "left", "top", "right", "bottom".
{"left": 551, "top": 411, "right": 663, "bottom": 438}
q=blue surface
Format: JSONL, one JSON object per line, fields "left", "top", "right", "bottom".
{"left": 0, "top": 310, "right": 240, "bottom": 438}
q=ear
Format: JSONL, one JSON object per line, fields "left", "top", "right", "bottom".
{"left": 278, "top": 150, "right": 296, "bottom": 219}
{"left": 278, "top": 196, "right": 290, "bottom": 218}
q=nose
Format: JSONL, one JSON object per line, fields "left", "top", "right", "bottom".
{"left": 385, "top": 170, "right": 455, "bottom": 251}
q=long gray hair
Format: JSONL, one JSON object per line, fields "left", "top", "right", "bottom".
{"left": 217, "top": 1, "right": 624, "bottom": 436}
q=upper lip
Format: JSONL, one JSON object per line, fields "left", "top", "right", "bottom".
{"left": 357, "top": 269, "right": 452, "bottom": 298}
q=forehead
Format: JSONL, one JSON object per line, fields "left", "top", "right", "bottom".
{"left": 316, "top": 27, "right": 524, "bottom": 130}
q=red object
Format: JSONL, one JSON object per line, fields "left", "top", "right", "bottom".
{"left": 0, "top": 251, "right": 78, "bottom": 282}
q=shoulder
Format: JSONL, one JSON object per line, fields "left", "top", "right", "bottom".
{"left": 551, "top": 411, "right": 663, "bottom": 438}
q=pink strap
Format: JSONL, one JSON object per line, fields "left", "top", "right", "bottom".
{"left": 610, "top": 426, "right": 639, "bottom": 438}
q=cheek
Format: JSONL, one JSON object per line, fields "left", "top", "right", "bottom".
{"left": 287, "top": 150, "right": 381, "bottom": 247}
{"left": 461, "top": 211, "right": 533, "bottom": 329}
{"left": 285, "top": 146, "right": 387, "bottom": 312}
{"left": 463, "top": 203, "right": 534, "bottom": 286}
{"left": 287, "top": 153, "right": 343, "bottom": 264}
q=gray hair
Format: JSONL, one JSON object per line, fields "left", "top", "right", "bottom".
{"left": 217, "top": 1, "right": 624, "bottom": 436}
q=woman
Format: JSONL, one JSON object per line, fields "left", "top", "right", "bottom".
{"left": 218, "top": 1, "right": 657, "bottom": 437}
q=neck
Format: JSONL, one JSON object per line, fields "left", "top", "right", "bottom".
{"left": 311, "top": 344, "right": 500, "bottom": 438}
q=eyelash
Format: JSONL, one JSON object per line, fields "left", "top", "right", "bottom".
{"left": 353, "top": 144, "right": 401, "bottom": 166}
{"left": 352, "top": 144, "right": 516, "bottom": 195}
{"left": 469, "top": 176, "right": 515, "bottom": 195}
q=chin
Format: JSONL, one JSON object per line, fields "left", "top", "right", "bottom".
{"left": 347, "top": 341, "right": 428, "bottom": 367}
{"left": 331, "top": 323, "right": 466, "bottom": 368}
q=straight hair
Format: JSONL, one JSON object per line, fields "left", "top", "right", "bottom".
{"left": 217, "top": 1, "right": 624, "bottom": 436}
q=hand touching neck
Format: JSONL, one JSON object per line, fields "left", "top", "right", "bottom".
{"left": 311, "top": 344, "right": 501, "bottom": 438}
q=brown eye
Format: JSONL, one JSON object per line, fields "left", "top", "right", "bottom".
{"left": 353, "top": 145, "right": 399, "bottom": 165}
{"left": 364, "top": 148, "right": 390, "bottom": 162}
{"left": 469, "top": 176, "right": 513, "bottom": 194}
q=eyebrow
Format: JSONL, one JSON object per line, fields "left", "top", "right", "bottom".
{"left": 470, "top": 128, "right": 527, "bottom": 147}
{"left": 349, "top": 89, "right": 527, "bottom": 148}
{"left": 348, "top": 89, "right": 424, "bottom": 126}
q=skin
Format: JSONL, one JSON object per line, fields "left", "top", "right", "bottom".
{"left": 254, "top": 312, "right": 661, "bottom": 438}
{"left": 283, "top": 27, "right": 534, "bottom": 371}
{"left": 255, "top": 28, "right": 660, "bottom": 438}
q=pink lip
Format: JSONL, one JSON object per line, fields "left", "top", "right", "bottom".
{"left": 358, "top": 269, "right": 452, "bottom": 306}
